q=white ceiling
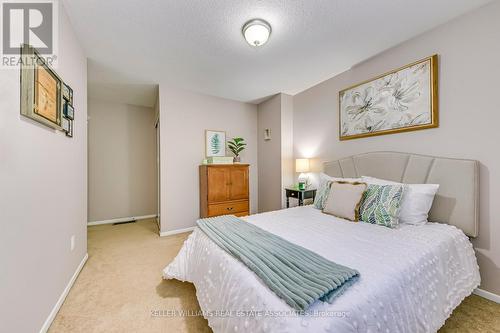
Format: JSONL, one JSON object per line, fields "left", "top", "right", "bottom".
{"left": 64, "top": 0, "right": 492, "bottom": 104}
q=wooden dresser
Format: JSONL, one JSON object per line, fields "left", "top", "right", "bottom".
{"left": 199, "top": 164, "right": 249, "bottom": 218}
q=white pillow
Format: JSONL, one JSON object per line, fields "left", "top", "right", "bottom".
{"left": 361, "top": 176, "right": 439, "bottom": 226}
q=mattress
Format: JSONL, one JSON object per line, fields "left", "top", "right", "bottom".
{"left": 163, "top": 206, "right": 480, "bottom": 333}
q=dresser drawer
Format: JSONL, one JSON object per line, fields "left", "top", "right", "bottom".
{"left": 208, "top": 200, "right": 249, "bottom": 217}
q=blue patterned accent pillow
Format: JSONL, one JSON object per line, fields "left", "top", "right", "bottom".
{"left": 359, "top": 184, "right": 406, "bottom": 228}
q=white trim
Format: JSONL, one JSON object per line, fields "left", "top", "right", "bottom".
{"left": 87, "top": 214, "right": 157, "bottom": 226}
{"left": 160, "top": 226, "right": 195, "bottom": 237}
{"left": 40, "top": 253, "right": 88, "bottom": 333}
{"left": 474, "top": 288, "right": 500, "bottom": 304}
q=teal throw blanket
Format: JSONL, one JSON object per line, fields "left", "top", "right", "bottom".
{"left": 197, "top": 215, "right": 359, "bottom": 311}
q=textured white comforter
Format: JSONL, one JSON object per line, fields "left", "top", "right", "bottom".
{"left": 163, "top": 206, "right": 480, "bottom": 333}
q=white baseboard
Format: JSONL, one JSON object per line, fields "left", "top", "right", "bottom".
{"left": 40, "top": 253, "right": 88, "bottom": 333}
{"left": 160, "top": 226, "right": 195, "bottom": 237}
{"left": 87, "top": 214, "right": 157, "bottom": 226}
{"left": 474, "top": 288, "right": 500, "bottom": 304}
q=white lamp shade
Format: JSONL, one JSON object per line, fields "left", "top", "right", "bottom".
{"left": 295, "top": 159, "right": 310, "bottom": 173}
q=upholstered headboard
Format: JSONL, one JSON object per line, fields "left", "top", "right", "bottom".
{"left": 323, "top": 152, "right": 479, "bottom": 237}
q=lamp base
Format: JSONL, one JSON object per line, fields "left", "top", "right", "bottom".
{"left": 297, "top": 173, "right": 310, "bottom": 190}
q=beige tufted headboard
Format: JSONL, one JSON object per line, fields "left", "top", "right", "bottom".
{"left": 323, "top": 152, "right": 479, "bottom": 237}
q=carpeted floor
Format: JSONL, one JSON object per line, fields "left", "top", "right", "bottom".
{"left": 50, "top": 219, "right": 500, "bottom": 333}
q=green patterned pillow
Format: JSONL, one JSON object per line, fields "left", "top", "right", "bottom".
{"left": 313, "top": 180, "right": 333, "bottom": 209}
{"left": 359, "top": 184, "right": 406, "bottom": 228}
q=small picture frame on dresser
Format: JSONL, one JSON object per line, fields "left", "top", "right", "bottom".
{"left": 205, "top": 130, "right": 226, "bottom": 157}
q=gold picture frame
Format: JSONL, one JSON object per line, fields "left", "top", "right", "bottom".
{"left": 20, "top": 44, "right": 63, "bottom": 130}
{"left": 339, "top": 54, "right": 438, "bottom": 140}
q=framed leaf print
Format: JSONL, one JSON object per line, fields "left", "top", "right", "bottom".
{"left": 205, "top": 130, "right": 226, "bottom": 157}
{"left": 339, "top": 55, "right": 438, "bottom": 140}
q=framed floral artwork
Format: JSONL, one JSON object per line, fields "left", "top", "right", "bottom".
{"left": 339, "top": 55, "right": 438, "bottom": 140}
{"left": 205, "top": 130, "right": 226, "bottom": 157}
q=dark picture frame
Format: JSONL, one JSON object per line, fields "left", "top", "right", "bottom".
{"left": 61, "top": 116, "right": 70, "bottom": 132}
{"left": 69, "top": 86, "right": 73, "bottom": 104}
{"left": 62, "top": 82, "right": 73, "bottom": 104}
{"left": 62, "top": 83, "right": 71, "bottom": 101}
{"left": 65, "top": 119, "right": 73, "bottom": 138}
{"left": 64, "top": 102, "right": 74, "bottom": 120}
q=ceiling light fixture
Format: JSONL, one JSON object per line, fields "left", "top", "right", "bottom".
{"left": 242, "top": 19, "right": 271, "bottom": 47}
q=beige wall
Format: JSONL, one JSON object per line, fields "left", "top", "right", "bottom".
{"left": 258, "top": 95, "right": 282, "bottom": 212}
{"left": 257, "top": 93, "right": 294, "bottom": 212}
{"left": 0, "top": 4, "right": 88, "bottom": 332}
{"left": 293, "top": 1, "right": 500, "bottom": 295}
{"left": 88, "top": 100, "right": 157, "bottom": 222}
{"left": 159, "top": 86, "right": 258, "bottom": 233}
{"left": 280, "top": 94, "right": 294, "bottom": 206}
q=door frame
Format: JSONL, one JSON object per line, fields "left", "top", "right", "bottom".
{"left": 155, "top": 117, "right": 161, "bottom": 230}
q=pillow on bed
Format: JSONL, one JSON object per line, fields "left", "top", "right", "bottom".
{"left": 322, "top": 181, "right": 367, "bottom": 221}
{"left": 362, "top": 176, "right": 439, "bottom": 226}
{"left": 313, "top": 173, "right": 362, "bottom": 209}
{"left": 359, "top": 184, "right": 406, "bottom": 228}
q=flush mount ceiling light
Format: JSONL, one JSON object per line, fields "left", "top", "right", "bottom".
{"left": 242, "top": 19, "right": 271, "bottom": 47}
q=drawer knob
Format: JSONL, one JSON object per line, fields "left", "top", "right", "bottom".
{"left": 226, "top": 207, "right": 234, "bottom": 211}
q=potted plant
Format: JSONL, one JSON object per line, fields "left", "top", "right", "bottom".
{"left": 227, "top": 137, "right": 246, "bottom": 163}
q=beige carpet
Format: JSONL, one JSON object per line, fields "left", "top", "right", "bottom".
{"left": 50, "top": 219, "right": 500, "bottom": 333}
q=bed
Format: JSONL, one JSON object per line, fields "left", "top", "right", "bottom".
{"left": 164, "top": 152, "right": 481, "bottom": 333}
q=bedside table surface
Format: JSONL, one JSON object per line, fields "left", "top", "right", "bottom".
{"left": 284, "top": 187, "right": 317, "bottom": 192}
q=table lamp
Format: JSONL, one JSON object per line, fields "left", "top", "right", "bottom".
{"left": 295, "top": 158, "right": 310, "bottom": 190}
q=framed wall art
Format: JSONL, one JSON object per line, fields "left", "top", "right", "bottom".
{"left": 205, "top": 130, "right": 226, "bottom": 157}
{"left": 62, "top": 83, "right": 71, "bottom": 101}
{"left": 64, "top": 102, "right": 74, "bottom": 120}
{"left": 20, "top": 44, "right": 63, "bottom": 130}
{"left": 66, "top": 119, "right": 73, "bottom": 138}
{"left": 61, "top": 117, "right": 70, "bottom": 132}
{"left": 339, "top": 55, "right": 438, "bottom": 140}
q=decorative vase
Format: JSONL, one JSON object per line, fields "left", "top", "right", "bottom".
{"left": 234, "top": 156, "right": 241, "bottom": 163}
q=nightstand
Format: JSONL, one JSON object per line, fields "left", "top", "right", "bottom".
{"left": 285, "top": 187, "right": 317, "bottom": 208}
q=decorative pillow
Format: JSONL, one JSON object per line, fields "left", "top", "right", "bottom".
{"left": 359, "top": 184, "right": 406, "bottom": 228}
{"left": 322, "top": 181, "right": 367, "bottom": 221}
{"left": 313, "top": 173, "right": 362, "bottom": 209}
{"left": 362, "top": 176, "right": 439, "bottom": 226}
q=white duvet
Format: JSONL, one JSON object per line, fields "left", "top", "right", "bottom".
{"left": 163, "top": 206, "right": 480, "bottom": 333}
